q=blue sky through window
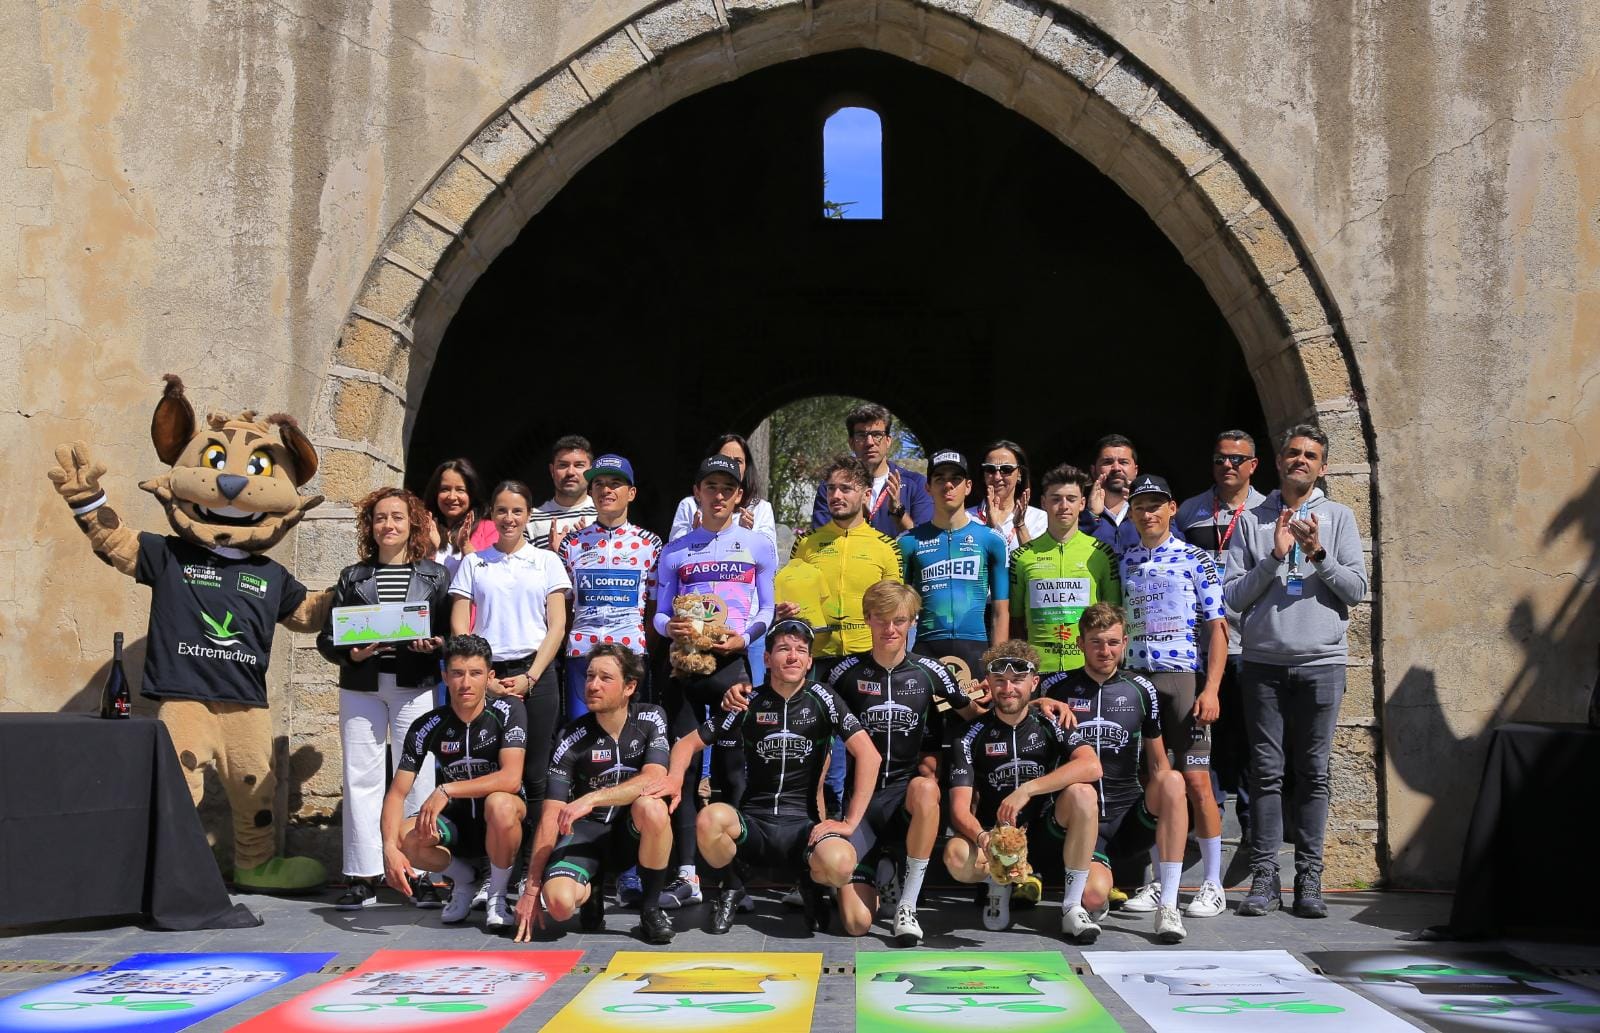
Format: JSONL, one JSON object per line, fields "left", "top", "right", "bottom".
{"left": 823, "top": 106, "right": 882, "bottom": 219}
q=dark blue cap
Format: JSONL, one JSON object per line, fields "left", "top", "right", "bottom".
{"left": 585, "top": 454, "right": 635, "bottom": 485}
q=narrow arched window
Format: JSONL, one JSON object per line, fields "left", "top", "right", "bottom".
{"left": 823, "top": 106, "right": 882, "bottom": 220}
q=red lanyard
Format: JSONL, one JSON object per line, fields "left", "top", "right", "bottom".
{"left": 1212, "top": 493, "right": 1245, "bottom": 559}
{"left": 868, "top": 475, "right": 893, "bottom": 520}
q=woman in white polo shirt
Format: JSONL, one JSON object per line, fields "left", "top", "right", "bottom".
{"left": 449, "top": 479, "right": 571, "bottom": 804}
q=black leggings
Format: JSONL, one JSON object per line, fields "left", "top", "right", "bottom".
{"left": 663, "top": 654, "right": 751, "bottom": 869}
{"left": 520, "top": 665, "right": 560, "bottom": 809}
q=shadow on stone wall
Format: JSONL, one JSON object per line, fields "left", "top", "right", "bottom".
{"left": 1387, "top": 467, "right": 1600, "bottom": 886}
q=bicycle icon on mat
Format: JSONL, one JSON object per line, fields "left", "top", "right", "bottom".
{"left": 1175, "top": 997, "right": 1344, "bottom": 1015}
{"left": 312, "top": 995, "right": 487, "bottom": 1013}
{"left": 602, "top": 997, "right": 775, "bottom": 1014}
{"left": 895, "top": 996, "right": 1068, "bottom": 1014}
{"left": 23, "top": 995, "right": 194, "bottom": 1013}
{"left": 1439, "top": 997, "right": 1600, "bottom": 1017}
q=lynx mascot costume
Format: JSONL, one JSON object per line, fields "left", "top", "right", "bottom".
{"left": 48, "top": 375, "right": 332, "bottom": 891}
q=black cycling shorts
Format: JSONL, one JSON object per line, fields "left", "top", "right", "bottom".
{"left": 1092, "top": 796, "right": 1158, "bottom": 868}
{"left": 736, "top": 811, "right": 843, "bottom": 874}
{"left": 543, "top": 815, "right": 641, "bottom": 886}
{"left": 433, "top": 801, "right": 489, "bottom": 859}
{"left": 847, "top": 780, "right": 913, "bottom": 880}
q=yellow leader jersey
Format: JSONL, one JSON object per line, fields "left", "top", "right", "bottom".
{"left": 612, "top": 965, "right": 795, "bottom": 994}
{"left": 792, "top": 521, "right": 902, "bottom": 657}
{"left": 774, "top": 556, "right": 830, "bottom": 632}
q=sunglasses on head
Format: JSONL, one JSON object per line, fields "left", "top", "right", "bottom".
{"left": 980, "top": 463, "right": 1019, "bottom": 476}
{"left": 1213, "top": 453, "right": 1255, "bottom": 467}
{"left": 986, "top": 657, "right": 1037, "bottom": 675}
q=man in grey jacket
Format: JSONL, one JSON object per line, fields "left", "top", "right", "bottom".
{"left": 1223, "top": 424, "right": 1368, "bottom": 919}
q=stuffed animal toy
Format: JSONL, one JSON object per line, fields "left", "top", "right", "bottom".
{"left": 984, "top": 823, "right": 1033, "bottom": 885}
{"left": 48, "top": 375, "right": 332, "bottom": 892}
{"left": 669, "top": 592, "right": 729, "bottom": 677}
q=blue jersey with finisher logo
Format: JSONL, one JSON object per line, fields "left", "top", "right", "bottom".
{"left": 897, "top": 519, "right": 1009, "bottom": 642}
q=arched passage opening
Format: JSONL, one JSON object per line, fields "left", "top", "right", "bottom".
{"left": 304, "top": 0, "right": 1380, "bottom": 883}
{"left": 406, "top": 50, "right": 1269, "bottom": 534}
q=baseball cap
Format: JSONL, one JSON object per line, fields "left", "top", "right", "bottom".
{"left": 766, "top": 618, "right": 815, "bottom": 645}
{"left": 1127, "top": 474, "right": 1174, "bottom": 500}
{"left": 585, "top": 454, "right": 635, "bottom": 485}
{"left": 695, "top": 454, "right": 742, "bottom": 484}
{"left": 927, "top": 450, "right": 969, "bottom": 478}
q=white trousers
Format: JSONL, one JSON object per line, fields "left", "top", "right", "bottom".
{"left": 340, "top": 676, "right": 436, "bottom": 877}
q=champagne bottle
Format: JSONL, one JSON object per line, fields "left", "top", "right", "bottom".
{"left": 100, "top": 631, "right": 130, "bottom": 719}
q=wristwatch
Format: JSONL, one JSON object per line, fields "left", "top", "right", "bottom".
{"left": 1311, "top": 548, "right": 1327, "bottom": 564}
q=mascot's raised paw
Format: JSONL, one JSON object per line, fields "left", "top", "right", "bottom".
{"left": 47, "top": 442, "right": 108, "bottom": 506}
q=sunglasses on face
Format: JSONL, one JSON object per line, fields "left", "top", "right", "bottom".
{"left": 1213, "top": 454, "right": 1256, "bottom": 468}
{"left": 986, "top": 657, "right": 1037, "bottom": 675}
{"left": 981, "top": 464, "right": 1019, "bottom": 476}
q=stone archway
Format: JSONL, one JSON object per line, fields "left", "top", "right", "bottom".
{"left": 295, "top": 0, "right": 1382, "bottom": 880}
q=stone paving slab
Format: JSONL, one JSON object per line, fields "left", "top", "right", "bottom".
{"left": 9, "top": 883, "right": 1598, "bottom": 1031}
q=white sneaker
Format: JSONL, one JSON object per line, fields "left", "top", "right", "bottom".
{"left": 982, "top": 881, "right": 1012, "bottom": 931}
{"left": 442, "top": 880, "right": 478, "bottom": 924}
{"left": 1155, "top": 904, "right": 1188, "bottom": 943}
{"left": 782, "top": 884, "right": 805, "bottom": 908}
{"left": 470, "top": 872, "right": 490, "bottom": 911}
{"left": 892, "top": 903, "right": 923, "bottom": 947}
{"left": 1122, "top": 881, "right": 1162, "bottom": 913}
{"left": 1061, "top": 904, "right": 1102, "bottom": 944}
{"left": 1185, "top": 879, "right": 1227, "bottom": 918}
{"left": 483, "top": 893, "right": 512, "bottom": 929}
{"left": 876, "top": 857, "right": 901, "bottom": 920}
{"left": 1088, "top": 901, "right": 1110, "bottom": 923}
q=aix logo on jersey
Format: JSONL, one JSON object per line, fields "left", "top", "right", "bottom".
{"left": 923, "top": 557, "right": 981, "bottom": 581}
{"left": 1068, "top": 697, "right": 1093, "bottom": 712}
{"left": 863, "top": 700, "right": 919, "bottom": 734}
{"left": 440, "top": 738, "right": 462, "bottom": 755}
{"left": 755, "top": 710, "right": 780, "bottom": 725}
{"left": 987, "top": 759, "right": 1044, "bottom": 791}
{"left": 985, "top": 741, "right": 1008, "bottom": 756}
{"left": 755, "top": 730, "right": 813, "bottom": 763}
{"left": 1076, "top": 716, "right": 1132, "bottom": 751}
{"left": 857, "top": 678, "right": 884, "bottom": 697}
{"left": 591, "top": 748, "right": 613, "bottom": 762}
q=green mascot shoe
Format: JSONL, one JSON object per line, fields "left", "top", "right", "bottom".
{"left": 233, "top": 856, "right": 327, "bottom": 893}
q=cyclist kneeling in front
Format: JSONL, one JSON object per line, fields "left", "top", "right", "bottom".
{"left": 515, "top": 644, "right": 675, "bottom": 945}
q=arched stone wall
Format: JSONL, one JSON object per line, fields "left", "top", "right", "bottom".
{"left": 291, "top": 0, "right": 1383, "bottom": 880}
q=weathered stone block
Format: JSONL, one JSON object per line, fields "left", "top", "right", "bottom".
{"left": 418, "top": 157, "right": 498, "bottom": 231}
{"left": 1138, "top": 97, "right": 1218, "bottom": 173}
{"left": 1193, "top": 158, "right": 1255, "bottom": 224}
{"left": 727, "top": 0, "right": 807, "bottom": 48}
{"left": 1070, "top": 94, "right": 1134, "bottom": 173}
{"left": 1296, "top": 331, "right": 1357, "bottom": 402}
{"left": 636, "top": 0, "right": 723, "bottom": 53}
{"left": 575, "top": 30, "right": 650, "bottom": 97}
{"left": 329, "top": 377, "right": 382, "bottom": 442}
{"left": 468, "top": 112, "right": 538, "bottom": 184}
{"left": 876, "top": 21, "right": 924, "bottom": 61}
{"left": 317, "top": 447, "right": 384, "bottom": 507}
{"left": 924, "top": 11, "right": 978, "bottom": 57}
{"left": 1348, "top": 599, "right": 1373, "bottom": 656}
{"left": 1093, "top": 59, "right": 1151, "bottom": 120}
{"left": 877, "top": 0, "right": 923, "bottom": 29}
{"left": 1153, "top": 181, "right": 1225, "bottom": 264}
{"left": 545, "top": 106, "right": 620, "bottom": 181}
{"left": 1342, "top": 660, "right": 1376, "bottom": 722}
{"left": 1325, "top": 469, "right": 1375, "bottom": 541}
{"left": 513, "top": 68, "right": 591, "bottom": 139}
{"left": 1190, "top": 234, "right": 1264, "bottom": 320}
{"left": 1032, "top": 19, "right": 1107, "bottom": 84}
{"left": 960, "top": 56, "right": 1018, "bottom": 104}
{"left": 1105, "top": 132, "right": 1184, "bottom": 218}
{"left": 976, "top": 0, "right": 1042, "bottom": 46}
{"left": 354, "top": 259, "right": 427, "bottom": 328}
{"left": 388, "top": 213, "right": 455, "bottom": 276}
{"left": 922, "top": 0, "right": 982, "bottom": 19}
{"left": 1231, "top": 205, "right": 1299, "bottom": 284}
{"left": 1317, "top": 406, "right": 1368, "bottom": 471}
{"left": 1271, "top": 266, "right": 1331, "bottom": 337}
{"left": 810, "top": 0, "right": 876, "bottom": 38}
{"left": 1010, "top": 67, "right": 1087, "bottom": 143}
{"left": 335, "top": 317, "right": 406, "bottom": 379}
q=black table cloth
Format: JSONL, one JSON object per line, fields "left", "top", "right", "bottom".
{"left": 1448, "top": 720, "right": 1600, "bottom": 939}
{"left": 0, "top": 713, "right": 260, "bottom": 930}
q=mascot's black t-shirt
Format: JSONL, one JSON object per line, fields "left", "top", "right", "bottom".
{"left": 135, "top": 532, "right": 308, "bottom": 708}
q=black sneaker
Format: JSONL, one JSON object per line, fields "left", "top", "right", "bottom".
{"left": 639, "top": 905, "right": 675, "bottom": 945}
{"left": 410, "top": 876, "right": 445, "bottom": 909}
{"left": 1293, "top": 872, "right": 1328, "bottom": 918}
{"left": 798, "top": 879, "right": 830, "bottom": 933}
{"left": 1237, "top": 865, "right": 1282, "bottom": 917}
{"left": 579, "top": 884, "right": 605, "bottom": 931}
{"left": 707, "top": 887, "right": 740, "bottom": 934}
{"left": 334, "top": 880, "right": 378, "bottom": 910}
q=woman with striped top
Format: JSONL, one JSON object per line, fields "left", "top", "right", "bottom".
{"left": 317, "top": 488, "right": 453, "bottom": 909}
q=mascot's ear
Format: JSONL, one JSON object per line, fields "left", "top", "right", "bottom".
{"left": 267, "top": 413, "right": 319, "bottom": 487}
{"left": 151, "top": 374, "right": 196, "bottom": 466}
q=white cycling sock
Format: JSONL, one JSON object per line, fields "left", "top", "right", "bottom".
{"left": 487, "top": 863, "right": 512, "bottom": 898}
{"left": 901, "top": 857, "right": 929, "bottom": 909}
{"left": 678, "top": 864, "right": 697, "bottom": 881}
{"left": 1063, "top": 869, "right": 1090, "bottom": 909}
{"left": 1159, "top": 862, "right": 1182, "bottom": 908}
{"left": 1149, "top": 846, "right": 1163, "bottom": 886}
{"left": 1200, "top": 836, "right": 1223, "bottom": 885}
{"left": 444, "top": 858, "right": 475, "bottom": 894}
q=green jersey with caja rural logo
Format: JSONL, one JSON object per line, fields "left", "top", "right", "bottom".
{"left": 134, "top": 532, "right": 308, "bottom": 708}
{"left": 1010, "top": 531, "right": 1121, "bottom": 673}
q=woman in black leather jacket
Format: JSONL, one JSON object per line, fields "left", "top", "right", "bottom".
{"left": 317, "top": 487, "right": 452, "bottom": 909}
